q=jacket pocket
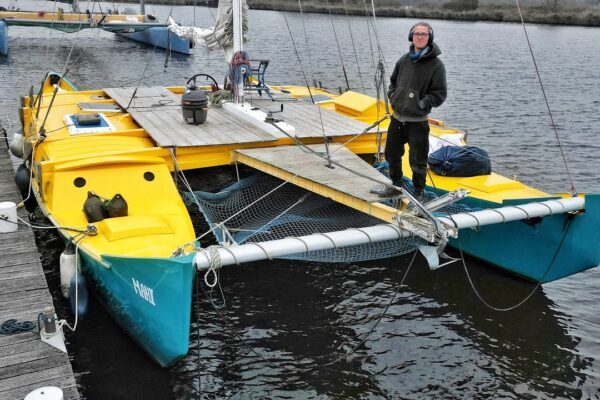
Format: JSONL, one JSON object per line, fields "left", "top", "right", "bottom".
{"left": 389, "top": 86, "right": 404, "bottom": 109}
{"left": 403, "top": 88, "right": 428, "bottom": 116}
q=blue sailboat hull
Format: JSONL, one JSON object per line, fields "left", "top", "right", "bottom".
{"left": 117, "top": 26, "right": 192, "bottom": 55}
{"left": 78, "top": 250, "right": 195, "bottom": 367}
{"left": 438, "top": 192, "right": 600, "bottom": 282}
{"left": 0, "top": 21, "right": 7, "bottom": 56}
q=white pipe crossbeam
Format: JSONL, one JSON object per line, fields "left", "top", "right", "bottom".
{"left": 194, "top": 224, "right": 411, "bottom": 270}
{"left": 437, "top": 196, "right": 584, "bottom": 230}
{"left": 193, "top": 196, "right": 585, "bottom": 271}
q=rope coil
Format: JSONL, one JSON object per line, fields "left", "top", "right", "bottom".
{"left": 202, "top": 246, "right": 222, "bottom": 288}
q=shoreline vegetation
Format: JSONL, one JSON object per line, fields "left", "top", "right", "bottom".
{"left": 145, "top": 0, "right": 600, "bottom": 27}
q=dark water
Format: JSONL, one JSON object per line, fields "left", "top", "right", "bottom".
{"left": 1, "top": 2, "right": 600, "bottom": 398}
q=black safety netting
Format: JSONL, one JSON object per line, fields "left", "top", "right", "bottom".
{"left": 182, "top": 172, "right": 478, "bottom": 263}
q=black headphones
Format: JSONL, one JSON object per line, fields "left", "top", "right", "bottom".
{"left": 408, "top": 22, "right": 434, "bottom": 46}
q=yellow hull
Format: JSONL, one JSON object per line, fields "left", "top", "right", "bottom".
{"left": 20, "top": 77, "right": 551, "bottom": 262}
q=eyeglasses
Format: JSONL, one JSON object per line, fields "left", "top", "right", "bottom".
{"left": 413, "top": 32, "right": 429, "bottom": 38}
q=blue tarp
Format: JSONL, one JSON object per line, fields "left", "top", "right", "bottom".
{"left": 428, "top": 145, "right": 492, "bottom": 177}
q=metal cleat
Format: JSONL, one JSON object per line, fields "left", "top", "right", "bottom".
{"left": 424, "top": 189, "right": 470, "bottom": 212}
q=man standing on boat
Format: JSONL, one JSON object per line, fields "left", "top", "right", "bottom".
{"left": 379, "top": 22, "right": 447, "bottom": 202}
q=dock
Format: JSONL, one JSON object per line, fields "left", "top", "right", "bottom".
{"left": 0, "top": 138, "right": 80, "bottom": 398}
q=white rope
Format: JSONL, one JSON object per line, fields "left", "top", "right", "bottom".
{"left": 202, "top": 246, "right": 222, "bottom": 288}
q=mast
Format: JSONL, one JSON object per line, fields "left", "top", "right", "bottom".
{"left": 232, "top": 0, "right": 244, "bottom": 103}
{"left": 140, "top": 0, "right": 146, "bottom": 16}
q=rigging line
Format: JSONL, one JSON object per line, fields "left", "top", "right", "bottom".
{"left": 297, "top": 0, "right": 332, "bottom": 165}
{"left": 268, "top": 118, "right": 395, "bottom": 187}
{"left": 455, "top": 212, "right": 574, "bottom": 311}
{"left": 58, "top": 0, "right": 96, "bottom": 75}
{"left": 361, "top": 0, "right": 376, "bottom": 73}
{"left": 280, "top": 8, "right": 313, "bottom": 103}
{"left": 194, "top": 275, "right": 203, "bottom": 398}
{"left": 48, "top": 32, "right": 67, "bottom": 70}
{"left": 343, "top": 0, "right": 366, "bottom": 93}
{"left": 514, "top": 0, "right": 577, "bottom": 196}
{"left": 43, "top": 0, "right": 59, "bottom": 61}
{"left": 326, "top": 0, "right": 350, "bottom": 91}
{"left": 369, "top": 0, "right": 386, "bottom": 65}
{"left": 126, "top": 6, "right": 176, "bottom": 109}
{"left": 433, "top": 133, "right": 557, "bottom": 191}
{"left": 267, "top": 119, "right": 444, "bottom": 232}
{"left": 237, "top": 193, "right": 312, "bottom": 245}
{"left": 176, "top": 116, "right": 390, "bottom": 250}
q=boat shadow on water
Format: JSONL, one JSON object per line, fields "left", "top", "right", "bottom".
{"left": 162, "top": 166, "right": 588, "bottom": 399}
{"left": 32, "top": 207, "right": 589, "bottom": 398}
{"left": 23, "top": 157, "right": 591, "bottom": 398}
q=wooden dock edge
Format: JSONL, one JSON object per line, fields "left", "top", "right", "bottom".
{"left": 0, "top": 135, "right": 81, "bottom": 398}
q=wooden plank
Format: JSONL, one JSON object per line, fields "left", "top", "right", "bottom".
{"left": 127, "top": 109, "right": 179, "bottom": 147}
{"left": 0, "top": 288, "right": 49, "bottom": 303}
{"left": 248, "top": 100, "right": 376, "bottom": 138}
{"left": 0, "top": 364, "right": 75, "bottom": 392}
{"left": 0, "top": 138, "right": 80, "bottom": 398}
{"left": 105, "top": 86, "right": 280, "bottom": 147}
{"left": 236, "top": 144, "right": 389, "bottom": 203}
{"left": 0, "top": 332, "right": 39, "bottom": 348}
{"left": 0, "top": 251, "right": 41, "bottom": 268}
{"left": 105, "top": 87, "right": 180, "bottom": 110}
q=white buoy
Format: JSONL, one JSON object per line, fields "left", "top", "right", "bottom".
{"left": 0, "top": 201, "right": 18, "bottom": 233}
{"left": 9, "top": 132, "right": 24, "bottom": 158}
{"left": 60, "top": 242, "right": 77, "bottom": 298}
{"left": 24, "top": 387, "right": 64, "bottom": 400}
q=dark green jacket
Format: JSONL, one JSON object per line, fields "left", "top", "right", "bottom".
{"left": 388, "top": 42, "right": 447, "bottom": 122}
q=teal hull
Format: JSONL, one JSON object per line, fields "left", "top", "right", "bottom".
{"left": 436, "top": 191, "right": 600, "bottom": 283}
{"left": 78, "top": 251, "right": 195, "bottom": 367}
{"left": 0, "top": 21, "right": 7, "bottom": 56}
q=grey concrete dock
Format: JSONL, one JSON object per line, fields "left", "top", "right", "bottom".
{"left": 0, "top": 134, "right": 80, "bottom": 399}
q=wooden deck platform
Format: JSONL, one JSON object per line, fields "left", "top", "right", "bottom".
{"left": 235, "top": 144, "right": 403, "bottom": 224}
{"left": 0, "top": 139, "right": 80, "bottom": 399}
{"left": 105, "top": 86, "right": 377, "bottom": 147}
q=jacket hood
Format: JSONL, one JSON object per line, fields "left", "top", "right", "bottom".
{"left": 410, "top": 42, "right": 442, "bottom": 61}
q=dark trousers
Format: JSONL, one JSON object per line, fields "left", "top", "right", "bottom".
{"left": 384, "top": 117, "right": 430, "bottom": 192}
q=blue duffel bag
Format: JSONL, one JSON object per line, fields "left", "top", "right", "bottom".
{"left": 428, "top": 146, "right": 491, "bottom": 177}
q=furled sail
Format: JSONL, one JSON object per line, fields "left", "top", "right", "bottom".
{"left": 167, "top": 0, "right": 248, "bottom": 53}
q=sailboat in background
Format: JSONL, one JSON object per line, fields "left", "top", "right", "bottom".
{"left": 0, "top": 0, "right": 192, "bottom": 55}
{"left": 4, "top": 0, "right": 600, "bottom": 367}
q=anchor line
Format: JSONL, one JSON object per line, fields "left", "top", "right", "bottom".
{"left": 456, "top": 213, "right": 574, "bottom": 312}
{"left": 514, "top": 0, "right": 577, "bottom": 196}
{"left": 196, "top": 250, "right": 419, "bottom": 378}
{"left": 0, "top": 214, "right": 89, "bottom": 234}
